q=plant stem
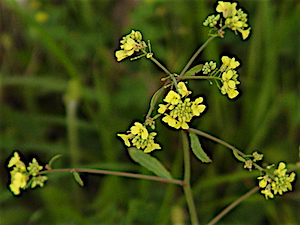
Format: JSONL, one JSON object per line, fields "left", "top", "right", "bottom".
{"left": 39, "top": 168, "right": 184, "bottom": 186}
{"left": 188, "top": 128, "right": 245, "bottom": 157}
{"left": 206, "top": 186, "right": 259, "bottom": 225}
{"left": 181, "top": 131, "right": 199, "bottom": 225}
{"left": 149, "top": 56, "right": 173, "bottom": 76}
{"left": 179, "top": 76, "right": 222, "bottom": 81}
{"left": 179, "top": 36, "right": 216, "bottom": 76}
{"left": 141, "top": 49, "right": 172, "bottom": 76}
{"left": 65, "top": 99, "right": 80, "bottom": 166}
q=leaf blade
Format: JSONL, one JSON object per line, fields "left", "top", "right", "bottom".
{"left": 72, "top": 171, "right": 84, "bottom": 187}
{"left": 189, "top": 132, "right": 211, "bottom": 163}
{"left": 128, "top": 148, "right": 172, "bottom": 179}
{"left": 182, "top": 64, "right": 203, "bottom": 76}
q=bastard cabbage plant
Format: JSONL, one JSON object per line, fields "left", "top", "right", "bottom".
{"left": 7, "top": 2, "right": 299, "bottom": 225}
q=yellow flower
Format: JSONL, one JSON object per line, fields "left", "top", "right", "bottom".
{"left": 225, "top": 16, "right": 244, "bottom": 29}
{"left": 237, "top": 28, "right": 251, "bottom": 40}
{"left": 118, "top": 122, "right": 161, "bottom": 153}
{"left": 221, "top": 56, "right": 240, "bottom": 70}
{"left": 191, "top": 97, "right": 206, "bottom": 116}
{"left": 174, "top": 120, "right": 189, "bottom": 130}
{"left": 177, "top": 82, "right": 191, "bottom": 97}
{"left": 115, "top": 50, "right": 131, "bottom": 62}
{"left": 8, "top": 152, "right": 26, "bottom": 171}
{"left": 130, "top": 122, "right": 149, "bottom": 139}
{"left": 144, "top": 142, "right": 161, "bottom": 153}
{"left": 216, "top": 1, "right": 237, "bottom": 18}
{"left": 162, "top": 114, "right": 178, "bottom": 128}
{"left": 115, "top": 30, "right": 146, "bottom": 61}
{"left": 122, "top": 38, "right": 136, "bottom": 51}
{"left": 158, "top": 104, "right": 168, "bottom": 114}
{"left": 9, "top": 172, "right": 28, "bottom": 195}
{"left": 261, "top": 188, "right": 274, "bottom": 199}
{"left": 8, "top": 152, "right": 22, "bottom": 168}
{"left": 258, "top": 175, "right": 269, "bottom": 188}
{"left": 117, "top": 134, "right": 132, "bottom": 147}
{"left": 159, "top": 82, "right": 206, "bottom": 130}
{"left": 221, "top": 70, "right": 239, "bottom": 99}
{"left": 163, "top": 90, "right": 181, "bottom": 105}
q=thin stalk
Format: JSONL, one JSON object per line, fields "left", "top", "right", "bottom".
{"left": 179, "top": 76, "right": 222, "bottom": 81}
{"left": 188, "top": 128, "right": 245, "bottom": 156}
{"left": 179, "top": 36, "right": 216, "bottom": 76}
{"left": 141, "top": 49, "right": 172, "bottom": 76}
{"left": 206, "top": 186, "right": 259, "bottom": 225}
{"left": 39, "top": 168, "right": 184, "bottom": 186}
{"left": 181, "top": 131, "right": 199, "bottom": 225}
{"left": 188, "top": 128, "right": 267, "bottom": 173}
{"left": 149, "top": 56, "right": 173, "bottom": 76}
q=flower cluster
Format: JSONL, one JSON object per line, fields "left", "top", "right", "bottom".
{"left": 219, "top": 56, "right": 240, "bottom": 99}
{"left": 8, "top": 152, "right": 47, "bottom": 195}
{"left": 115, "top": 30, "right": 147, "bottom": 61}
{"left": 158, "top": 82, "right": 206, "bottom": 129}
{"left": 258, "top": 162, "right": 296, "bottom": 199}
{"left": 202, "top": 61, "right": 217, "bottom": 75}
{"left": 117, "top": 122, "right": 161, "bottom": 153}
{"left": 203, "top": 1, "right": 251, "bottom": 40}
{"left": 243, "top": 151, "right": 264, "bottom": 170}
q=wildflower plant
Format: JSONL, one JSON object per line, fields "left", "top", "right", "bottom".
{"left": 6, "top": 1, "right": 299, "bottom": 225}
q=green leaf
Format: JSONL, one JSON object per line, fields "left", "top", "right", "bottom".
{"left": 189, "top": 132, "right": 211, "bottom": 163}
{"left": 232, "top": 149, "right": 246, "bottom": 162}
{"left": 128, "top": 148, "right": 172, "bottom": 179}
{"left": 183, "top": 64, "right": 203, "bottom": 76}
{"left": 72, "top": 171, "right": 84, "bottom": 186}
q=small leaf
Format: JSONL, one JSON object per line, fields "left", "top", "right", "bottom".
{"left": 72, "top": 171, "right": 84, "bottom": 187}
{"left": 183, "top": 64, "right": 203, "bottom": 76}
{"left": 189, "top": 132, "right": 211, "bottom": 163}
{"left": 232, "top": 149, "right": 246, "bottom": 162}
{"left": 128, "top": 148, "right": 172, "bottom": 179}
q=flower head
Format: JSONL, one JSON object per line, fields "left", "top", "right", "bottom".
{"left": 158, "top": 82, "right": 206, "bottom": 129}
{"left": 115, "top": 30, "right": 147, "bottom": 61}
{"left": 221, "top": 56, "right": 240, "bottom": 71}
{"left": 220, "top": 69, "right": 240, "bottom": 99}
{"left": 118, "top": 122, "right": 161, "bottom": 153}
{"left": 258, "top": 162, "right": 296, "bottom": 199}
{"left": 216, "top": 1, "right": 237, "bottom": 18}
{"left": 9, "top": 171, "right": 28, "bottom": 195}
{"left": 211, "top": 2, "right": 251, "bottom": 40}
{"left": 8, "top": 151, "right": 47, "bottom": 195}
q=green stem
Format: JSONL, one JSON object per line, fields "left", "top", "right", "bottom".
{"left": 65, "top": 99, "right": 80, "bottom": 166}
{"left": 181, "top": 130, "right": 199, "bottom": 225}
{"left": 179, "top": 76, "right": 222, "bottom": 81}
{"left": 179, "top": 36, "right": 216, "bottom": 77}
{"left": 150, "top": 56, "right": 173, "bottom": 75}
{"left": 141, "top": 49, "right": 172, "bottom": 76}
{"left": 39, "top": 168, "right": 184, "bottom": 186}
{"left": 206, "top": 187, "right": 259, "bottom": 225}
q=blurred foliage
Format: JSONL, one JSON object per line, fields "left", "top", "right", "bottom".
{"left": 0, "top": 0, "right": 299, "bottom": 224}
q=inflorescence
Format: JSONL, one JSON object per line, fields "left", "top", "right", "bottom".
{"left": 8, "top": 152, "right": 47, "bottom": 195}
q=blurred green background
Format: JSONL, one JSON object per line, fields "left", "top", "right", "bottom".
{"left": 0, "top": 0, "right": 299, "bottom": 224}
